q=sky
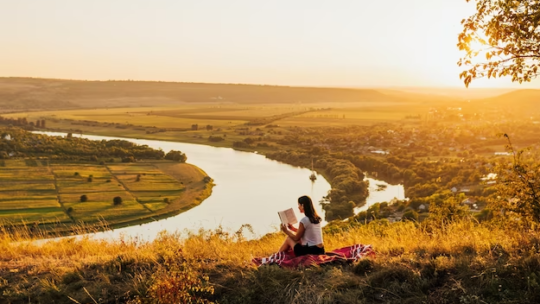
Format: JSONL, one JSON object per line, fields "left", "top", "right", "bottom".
{"left": 1, "top": 0, "right": 538, "bottom": 88}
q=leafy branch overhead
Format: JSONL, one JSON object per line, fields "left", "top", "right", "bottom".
{"left": 458, "top": 0, "right": 540, "bottom": 87}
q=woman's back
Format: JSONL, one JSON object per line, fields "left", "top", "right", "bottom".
{"left": 299, "top": 216, "right": 323, "bottom": 246}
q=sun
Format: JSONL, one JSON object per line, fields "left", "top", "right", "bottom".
{"left": 468, "top": 39, "right": 487, "bottom": 53}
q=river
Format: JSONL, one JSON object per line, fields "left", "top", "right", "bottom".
{"left": 34, "top": 131, "right": 404, "bottom": 241}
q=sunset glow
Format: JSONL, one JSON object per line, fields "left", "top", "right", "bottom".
{"left": 2, "top": 0, "right": 534, "bottom": 88}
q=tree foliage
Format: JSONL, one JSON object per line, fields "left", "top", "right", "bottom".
{"left": 113, "top": 196, "right": 123, "bottom": 206}
{"left": 491, "top": 134, "right": 540, "bottom": 224}
{"left": 458, "top": 0, "right": 540, "bottom": 87}
{"left": 165, "top": 150, "right": 187, "bottom": 163}
{"left": 0, "top": 127, "right": 165, "bottom": 161}
{"left": 428, "top": 193, "right": 470, "bottom": 226}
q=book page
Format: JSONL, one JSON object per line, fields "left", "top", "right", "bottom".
{"left": 278, "top": 208, "right": 298, "bottom": 225}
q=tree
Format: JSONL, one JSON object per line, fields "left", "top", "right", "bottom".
{"left": 458, "top": 0, "right": 540, "bottom": 87}
{"left": 165, "top": 150, "right": 187, "bottom": 163}
{"left": 80, "top": 195, "right": 88, "bottom": 202}
{"left": 428, "top": 194, "right": 470, "bottom": 225}
{"left": 113, "top": 196, "right": 123, "bottom": 205}
{"left": 490, "top": 134, "right": 540, "bottom": 224}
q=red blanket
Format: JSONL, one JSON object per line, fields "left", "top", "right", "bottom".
{"left": 252, "top": 244, "right": 375, "bottom": 268}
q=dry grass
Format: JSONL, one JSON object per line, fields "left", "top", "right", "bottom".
{"left": 1, "top": 220, "right": 540, "bottom": 303}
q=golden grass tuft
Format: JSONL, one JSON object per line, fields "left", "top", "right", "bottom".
{"left": 2, "top": 220, "right": 540, "bottom": 303}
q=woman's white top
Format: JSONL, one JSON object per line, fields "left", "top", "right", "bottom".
{"left": 299, "top": 216, "right": 323, "bottom": 246}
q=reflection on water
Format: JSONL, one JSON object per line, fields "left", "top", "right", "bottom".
{"left": 354, "top": 177, "right": 405, "bottom": 214}
{"left": 33, "top": 132, "right": 405, "bottom": 241}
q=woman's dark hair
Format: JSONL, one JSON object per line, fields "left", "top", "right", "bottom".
{"left": 298, "top": 195, "right": 321, "bottom": 224}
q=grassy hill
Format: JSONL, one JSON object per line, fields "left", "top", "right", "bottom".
{"left": 2, "top": 220, "right": 540, "bottom": 303}
{"left": 0, "top": 77, "right": 408, "bottom": 112}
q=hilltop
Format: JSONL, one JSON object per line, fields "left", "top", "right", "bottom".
{"left": 0, "top": 77, "right": 407, "bottom": 112}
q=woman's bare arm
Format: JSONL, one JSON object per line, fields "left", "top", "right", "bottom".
{"left": 282, "top": 223, "right": 305, "bottom": 242}
{"left": 287, "top": 224, "right": 298, "bottom": 232}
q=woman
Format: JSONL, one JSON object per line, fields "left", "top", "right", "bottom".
{"left": 279, "top": 195, "right": 325, "bottom": 256}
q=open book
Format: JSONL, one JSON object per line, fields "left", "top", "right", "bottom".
{"left": 278, "top": 208, "right": 298, "bottom": 226}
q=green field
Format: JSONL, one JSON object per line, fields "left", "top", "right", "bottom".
{"left": 0, "top": 160, "right": 209, "bottom": 230}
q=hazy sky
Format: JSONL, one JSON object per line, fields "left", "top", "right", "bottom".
{"left": 1, "top": 0, "right": 537, "bottom": 88}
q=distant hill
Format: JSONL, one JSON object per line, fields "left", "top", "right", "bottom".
{"left": 479, "top": 89, "right": 540, "bottom": 108}
{"left": 378, "top": 89, "right": 461, "bottom": 103}
{"left": 0, "top": 77, "right": 408, "bottom": 112}
{"left": 380, "top": 87, "right": 516, "bottom": 100}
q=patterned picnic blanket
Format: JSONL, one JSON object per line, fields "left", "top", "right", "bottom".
{"left": 252, "top": 244, "right": 375, "bottom": 268}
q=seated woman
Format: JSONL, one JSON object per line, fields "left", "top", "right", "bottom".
{"left": 279, "top": 195, "right": 325, "bottom": 256}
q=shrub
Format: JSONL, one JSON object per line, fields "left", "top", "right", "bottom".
{"left": 163, "top": 198, "right": 170, "bottom": 203}
{"left": 113, "top": 196, "right": 123, "bottom": 205}
{"left": 87, "top": 176, "right": 93, "bottom": 182}
{"left": 80, "top": 195, "right": 88, "bottom": 202}
{"left": 66, "top": 207, "right": 74, "bottom": 214}
{"left": 122, "top": 156, "right": 135, "bottom": 163}
{"left": 203, "top": 176, "right": 212, "bottom": 183}
{"left": 402, "top": 210, "right": 419, "bottom": 221}
{"left": 165, "top": 150, "right": 187, "bottom": 163}
{"left": 74, "top": 172, "right": 79, "bottom": 176}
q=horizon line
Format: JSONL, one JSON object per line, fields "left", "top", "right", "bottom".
{"left": 0, "top": 75, "right": 523, "bottom": 91}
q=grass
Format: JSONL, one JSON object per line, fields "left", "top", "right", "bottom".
{"left": 0, "top": 159, "right": 213, "bottom": 234}
{"left": 0, "top": 198, "right": 61, "bottom": 210}
{"left": 0, "top": 170, "right": 54, "bottom": 181}
{"left": 57, "top": 178, "right": 127, "bottom": 193}
{"left": 1, "top": 219, "right": 540, "bottom": 303}
{"left": 0, "top": 207, "right": 70, "bottom": 224}
{"left": 143, "top": 202, "right": 170, "bottom": 211}
{"left": 64, "top": 200, "right": 149, "bottom": 222}
{"left": 53, "top": 166, "right": 112, "bottom": 178}
{"left": 0, "top": 183, "right": 56, "bottom": 191}
{"left": 5, "top": 106, "right": 248, "bottom": 128}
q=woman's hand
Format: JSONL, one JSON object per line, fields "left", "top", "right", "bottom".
{"left": 287, "top": 224, "right": 297, "bottom": 232}
{"left": 280, "top": 224, "right": 288, "bottom": 233}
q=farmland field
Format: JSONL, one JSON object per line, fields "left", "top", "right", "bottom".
{"left": 5, "top": 103, "right": 426, "bottom": 129}
{"left": 3, "top": 101, "right": 437, "bottom": 151}
{"left": 0, "top": 159, "right": 212, "bottom": 232}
